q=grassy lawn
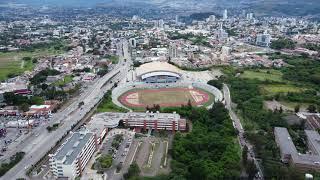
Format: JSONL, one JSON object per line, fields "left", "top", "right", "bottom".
{"left": 97, "top": 100, "right": 128, "bottom": 113}
{"left": 240, "top": 69, "right": 284, "bottom": 82}
{"left": 97, "top": 92, "right": 128, "bottom": 113}
{"left": 53, "top": 75, "right": 73, "bottom": 86}
{"left": 0, "top": 48, "right": 64, "bottom": 81}
{"left": 279, "top": 101, "right": 311, "bottom": 110}
{"left": 105, "top": 55, "right": 119, "bottom": 64}
{"left": 260, "top": 84, "right": 306, "bottom": 95}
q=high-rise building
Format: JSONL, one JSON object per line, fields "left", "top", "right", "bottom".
{"left": 256, "top": 31, "right": 271, "bottom": 47}
{"left": 223, "top": 9, "right": 228, "bottom": 20}
{"left": 246, "top": 13, "right": 254, "bottom": 20}
{"left": 159, "top": 19, "right": 164, "bottom": 29}
{"left": 49, "top": 130, "right": 97, "bottom": 179}
{"left": 169, "top": 43, "right": 178, "bottom": 59}
{"left": 207, "top": 15, "right": 216, "bottom": 22}
{"left": 217, "top": 23, "right": 229, "bottom": 41}
{"left": 175, "top": 15, "right": 179, "bottom": 25}
{"left": 129, "top": 38, "right": 137, "bottom": 48}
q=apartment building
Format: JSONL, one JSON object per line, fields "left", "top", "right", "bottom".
{"left": 274, "top": 127, "right": 320, "bottom": 171}
{"left": 49, "top": 130, "right": 97, "bottom": 179}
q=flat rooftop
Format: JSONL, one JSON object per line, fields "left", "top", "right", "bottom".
{"left": 305, "top": 130, "right": 320, "bottom": 155}
{"left": 274, "top": 127, "right": 297, "bottom": 155}
{"left": 52, "top": 130, "right": 93, "bottom": 165}
{"left": 91, "top": 112, "right": 183, "bottom": 128}
{"left": 275, "top": 127, "right": 320, "bottom": 167}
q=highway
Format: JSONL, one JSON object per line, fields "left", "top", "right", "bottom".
{"left": 1, "top": 40, "right": 131, "bottom": 180}
{"left": 223, "top": 84, "right": 264, "bottom": 180}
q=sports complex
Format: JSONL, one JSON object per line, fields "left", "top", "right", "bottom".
{"left": 113, "top": 61, "right": 223, "bottom": 110}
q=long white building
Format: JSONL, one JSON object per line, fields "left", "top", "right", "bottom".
{"left": 49, "top": 130, "right": 97, "bottom": 179}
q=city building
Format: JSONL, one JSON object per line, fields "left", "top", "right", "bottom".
{"left": 168, "top": 43, "right": 178, "bottom": 59}
{"left": 247, "top": 13, "right": 254, "bottom": 20}
{"left": 216, "top": 23, "right": 229, "bottom": 42}
{"left": 91, "top": 112, "right": 187, "bottom": 132}
{"left": 256, "top": 31, "right": 272, "bottom": 47}
{"left": 274, "top": 127, "right": 320, "bottom": 171}
{"left": 223, "top": 9, "right": 228, "bottom": 20}
{"left": 175, "top": 15, "right": 179, "bottom": 25}
{"left": 129, "top": 38, "right": 137, "bottom": 48}
{"left": 136, "top": 61, "right": 182, "bottom": 83}
{"left": 49, "top": 130, "right": 97, "bottom": 179}
{"left": 207, "top": 15, "right": 216, "bottom": 22}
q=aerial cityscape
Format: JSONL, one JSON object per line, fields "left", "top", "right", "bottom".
{"left": 0, "top": 0, "right": 319, "bottom": 180}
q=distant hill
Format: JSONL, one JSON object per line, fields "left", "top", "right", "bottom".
{"left": 1, "top": 0, "right": 319, "bottom": 17}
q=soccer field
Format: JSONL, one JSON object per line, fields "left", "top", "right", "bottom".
{"left": 119, "top": 87, "right": 214, "bottom": 108}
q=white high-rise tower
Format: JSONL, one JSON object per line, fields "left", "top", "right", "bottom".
{"left": 223, "top": 9, "right": 228, "bottom": 20}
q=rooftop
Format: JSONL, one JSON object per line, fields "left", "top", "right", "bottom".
{"left": 136, "top": 61, "right": 181, "bottom": 77}
{"left": 90, "top": 112, "right": 183, "bottom": 128}
{"left": 305, "top": 130, "right": 320, "bottom": 155}
{"left": 52, "top": 130, "right": 93, "bottom": 165}
{"left": 274, "top": 127, "right": 297, "bottom": 155}
{"left": 274, "top": 127, "right": 320, "bottom": 168}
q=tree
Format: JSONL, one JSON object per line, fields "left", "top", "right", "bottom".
{"left": 242, "top": 145, "right": 248, "bottom": 166}
{"left": 279, "top": 106, "right": 283, "bottom": 114}
{"left": 19, "top": 103, "right": 29, "bottom": 112}
{"left": 246, "top": 160, "right": 258, "bottom": 179}
{"left": 294, "top": 105, "right": 300, "bottom": 113}
{"left": 207, "top": 79, "right": 223, "bottom": 90}
{"left": 307, "top": 105, "right": 317, "bottom": 113}
{"left": 270, "top": 38, "right": 295, "bottom": 50}
{"left": 187, "top": 99, "right": 192, "bottom": 108}
{"left": 22, "top": 57, "right": 31, "bottom": 61}
{"left": 78, "top": 101, "right": 84, "bottom": 108}
{"left": 41, "top": 83, "right": 48, "bottom": 90}
{"left": 97, "top": 155, "right": 113, "bottom": 169}
{"left": 124, "top": 162, "right": 140, "bottom": 179}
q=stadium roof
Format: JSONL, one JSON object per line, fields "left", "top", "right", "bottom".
{"left": 136, "top": 61, "right": 181, "bottom": 78}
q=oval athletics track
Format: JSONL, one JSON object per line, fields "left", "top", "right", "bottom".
{"left": 118, "top": 87, "right": 213, "bottom": 108}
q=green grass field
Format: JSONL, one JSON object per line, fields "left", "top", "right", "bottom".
{"left": 260, "top": 84, "right": 306, "bottom": 95}
{"left": 279, "top": 101, "right": 311, "bottom": 110}
{"left": 0, "top": 48, "right": 64, "bottom": 81}
{"left": 139, "top": 90, "right": 196, "bottom": 105}
{"left": 240, "top": 69, "right": 284, "bottom": 82}
{"left": 120, "top": 88, "right": 215, "bottom": 110}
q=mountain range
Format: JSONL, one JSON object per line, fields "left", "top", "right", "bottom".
{"left": 1, "top": 0, "right": 319, "bottom": 17}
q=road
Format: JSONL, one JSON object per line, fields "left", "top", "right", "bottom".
{"left": 223, "top": 84, "right": 264, "bottom": 180}
{"left": 1, "top": 39, "right": 131, "bottom": 180}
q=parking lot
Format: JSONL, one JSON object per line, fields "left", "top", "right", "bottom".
{"left": 133, "top": 136, "right": 172, "bottom": 176}
{"left": 0, "top": 115, "right": 52, "bottom": 161}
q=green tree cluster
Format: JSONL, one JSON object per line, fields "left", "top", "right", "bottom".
{"left": 30, "top": 68, "right": 61, "bottom": 85}
{"left": 97, "top": 154, "right": 113, "bottom": 169}
{"left": 0, "top": 152, "right": 25, "bottom": 177}
{"left": 162, "top": 103, "right": 241, "bottom": 179}
{"left": 270, "top": 38, "right": 295, "bottom": 50}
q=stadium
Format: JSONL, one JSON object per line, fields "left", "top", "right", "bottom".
{"left": 113, "top": 61, "right": 223, "bottom": 110}
{"left": 136, "top": 61, "right": 182, "bottom": 83}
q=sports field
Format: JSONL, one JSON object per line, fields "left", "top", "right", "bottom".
{"left": 119, "top": 87, "right": 214, "bottom": 108}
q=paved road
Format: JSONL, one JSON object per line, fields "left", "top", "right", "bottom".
{"left": 223, "top": 84, "right": 264, "bottom": 180}
{"left": 1, "top": 40, "right": 131, "bottom": 180}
